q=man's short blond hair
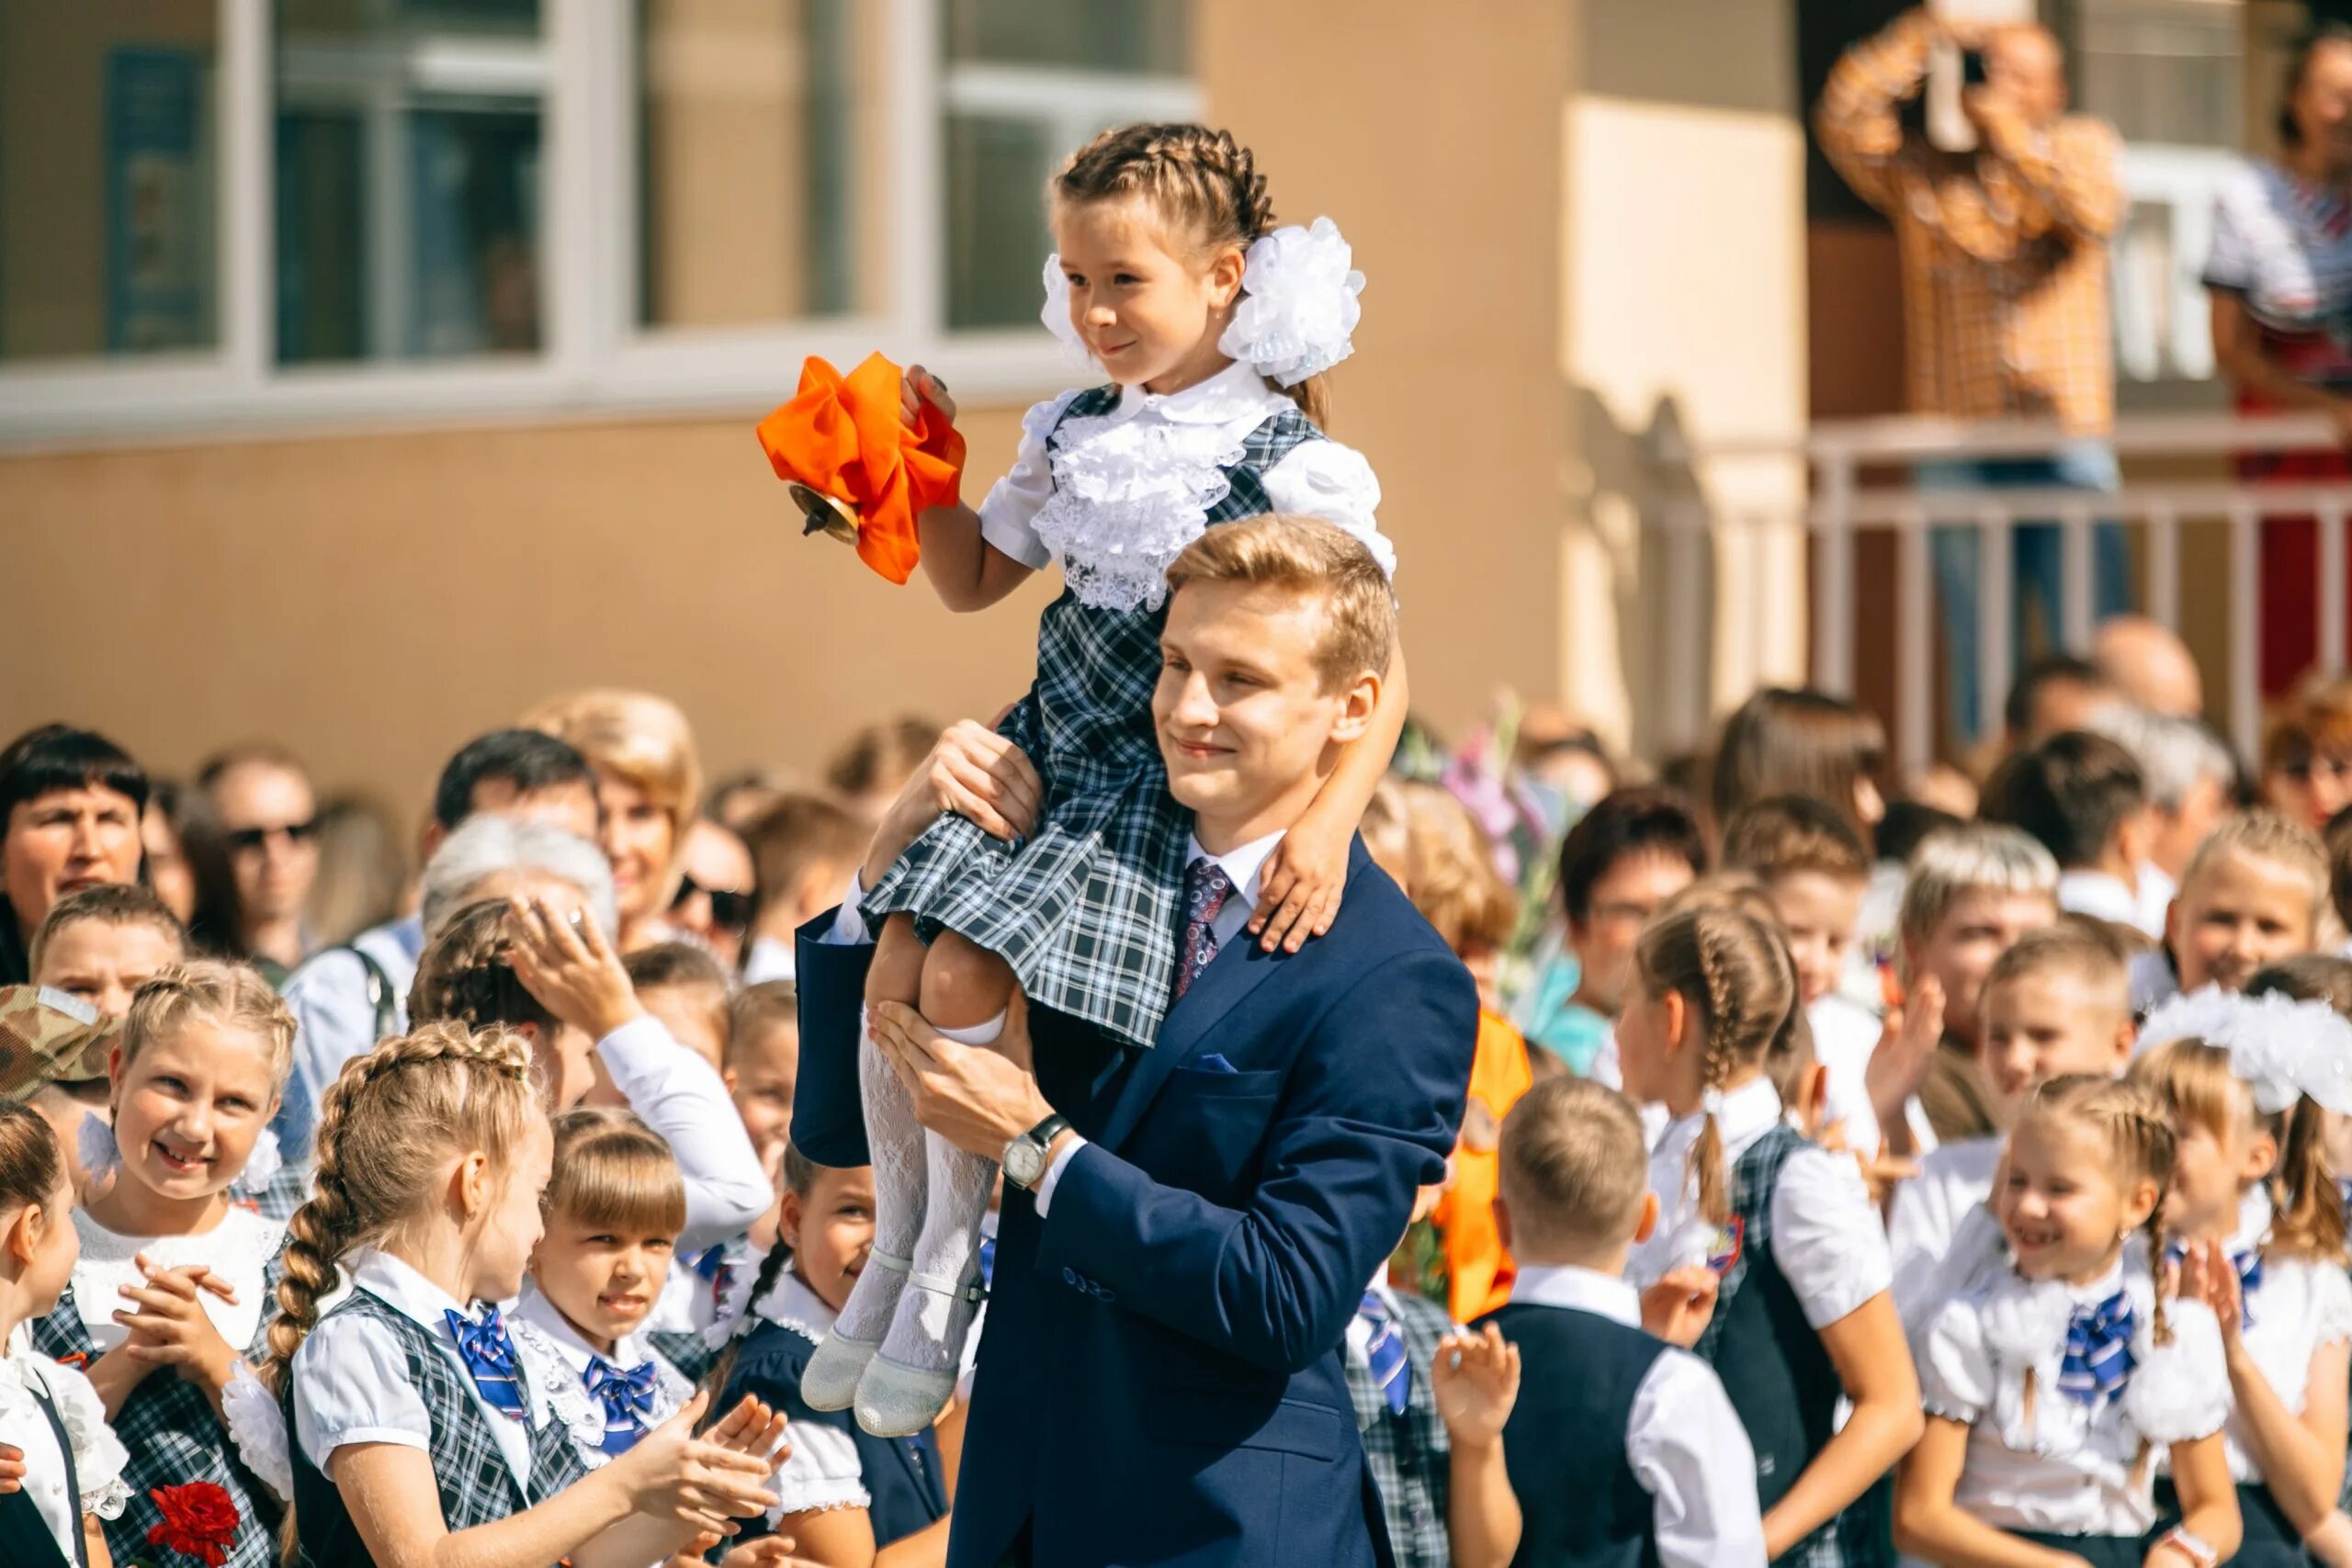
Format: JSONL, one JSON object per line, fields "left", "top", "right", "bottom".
{"left": 1498, "top": 1077, "right": 1649, "bottom": 1253}
{"left": 1163, "top": 514, "right": 1396, "bottom": 690}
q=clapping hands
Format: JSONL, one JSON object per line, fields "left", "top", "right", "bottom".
{"left": 1431, "top": 1322, "right": 1521, "bottom": 1450}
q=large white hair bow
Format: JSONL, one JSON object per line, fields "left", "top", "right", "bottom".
{"left": 2136, "top": 985, "right": 2352, "bottom": 1115}
{"left": 1219, "top": 218, "right": 1364, "bottom": 386}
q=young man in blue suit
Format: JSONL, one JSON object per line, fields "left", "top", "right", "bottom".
{"left": 795, "top": 514, "right": 1480, "bottom": 1568}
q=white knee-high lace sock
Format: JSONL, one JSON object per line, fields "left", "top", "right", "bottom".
{"left": 878, "top": 1118, "right": 998, "bottom": 1374}
{"left": 832, "top": 1011, "right": 926, "bottom": 1343}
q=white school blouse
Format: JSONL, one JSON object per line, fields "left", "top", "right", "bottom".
{"left": 508, "top": 1286, "right": 694, "bottom": 1469}
{"left": 1917, "top": 1259, "right": 2232, "bottom": 1537}
{"left": 1513, "top": 1266, "right": 1767, "bottom": 1568}
{"left": 747, "top": 1270, "right": 873, "bottom": 1518}
{"left": 1888, "top": 1136, "right": 2002, "bottom": 1327}
{"left": 1627, "top": 1077, "right": 1894, "bottom": 1328}
{"left": 978, "top": 358, "right": 1395, "bottom": 615}
{"left": 0, "top": 1348, "right": 130, "bottom": 1564}
{"left": 69, "top": 1203, "right": 283, "bottom": 1356}
{"left": 290, "top": 1247, "right": 551, "bottom": 1495}
{"left": 595, "top": 1014, "right": 771, "bottom": 1254}
{"left": 2202, "top": 1189, "right": 2352, "bottom": 1485}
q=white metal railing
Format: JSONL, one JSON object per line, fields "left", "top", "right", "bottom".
{"left": 1654, "top": 412, "right": 2352, "bottom": 771}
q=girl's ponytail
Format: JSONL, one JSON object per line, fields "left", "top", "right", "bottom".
{"left": 698, "top": 1236, "right": 796, "bottom": 1432}
{"left": 2269, "top": 1095, "right": 2347, "bottom": 1264}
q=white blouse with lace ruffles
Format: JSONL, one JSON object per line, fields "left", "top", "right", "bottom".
{"left": 978, "top": 359, "right": 1394, "bottom": 615}
{"left": 0, "top": 1348, "right": 132, "bottom": 1563}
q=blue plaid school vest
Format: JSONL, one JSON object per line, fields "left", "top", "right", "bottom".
{"left": 285, "top": 1290, "right": 588, "bottom": 1567}
{"left": 1691, "top": 1125, "right": 1890, "bottom": 1568}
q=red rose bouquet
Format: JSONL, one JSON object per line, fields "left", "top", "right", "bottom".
{"left": 140, "top": 1481, "right": 241, "bottom": 1567}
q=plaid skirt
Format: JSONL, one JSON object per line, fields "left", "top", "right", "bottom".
{"left": 863, "top": 395, "right": 1325, "bottom": 1049}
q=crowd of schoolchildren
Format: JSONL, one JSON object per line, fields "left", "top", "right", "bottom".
{"left": 28, "top": 107, "right": 2352, "bottom": 1568}
{"left": 10, "top": 639, "right": 2352, "bottom": 1568}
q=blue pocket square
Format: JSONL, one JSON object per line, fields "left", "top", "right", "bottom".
{"left": 1193, "top": 1054, "right": 1238, "bottom": 1074}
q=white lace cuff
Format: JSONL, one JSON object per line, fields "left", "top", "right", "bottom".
{"left": 41, "top": 1360, "right": 134, "bottom": 1519}
{"left": 2124, "top": 1299, "right": 2233, "bottom": 1445}
{"left": 770, "top": 1472, "right": 872, "bottom": 1520}
{"left": 221, "top": 1363, "right": 293, "bottom": 1502}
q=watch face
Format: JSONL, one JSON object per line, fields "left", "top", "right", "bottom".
{"left": 1004, "top": 1139, "right": 1043, "bottom": 1188}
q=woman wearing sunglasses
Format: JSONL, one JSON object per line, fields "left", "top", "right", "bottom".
{"left": 670, "top": 819, "right": 756, "bottom": 973}
{"left": 193, "top": 741, "right": 322, "bottom": 982}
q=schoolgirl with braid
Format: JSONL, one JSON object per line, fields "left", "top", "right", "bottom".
{"left": 1897, "top": 1077, "right": 2241, "bottom": 1568}
{"left": 257, "top": 1021, "right": 793, "bottom": 1568}
{"left": 708, "top": 1143, "right": 950, "bottom": 1567}
{"left": 32, "top": 960, "right": 297, "bottom": 1568}
{"left": 1617, "top": 907, "right": 1921, "bottom": 1567}
{"left": 812, "top": 119, "right": 1406, "bottom": 1438}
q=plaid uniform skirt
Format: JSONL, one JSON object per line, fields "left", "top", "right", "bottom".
{"left": 863, "top": 396, "right": 1324, "bottom": 1050}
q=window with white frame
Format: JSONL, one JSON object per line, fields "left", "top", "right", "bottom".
{"left": 0, "top": 0, "right": 1197, "bottom": 444}
{"left": 941, "top": 0, "right": 1194, "bottom": 329}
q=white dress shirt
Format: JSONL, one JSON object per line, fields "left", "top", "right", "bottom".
{"left": 741, "top": 933, "right": 796, "bottom": 987}
{"left": 1033, "top": 829, "right": 1283, "bottom": 1216}
{"left": 1888, "top": 1136, "right": 2003, "bottom": 1327}
{"left": 1512, "top": 1265, "right": 1767, "bottom": 1568}
{"left": 2203, "top": 1189, "right": 2352, "bottom": 1484}
{"left": 595, "top": 1014, "right": 772, "bottom": 1253}
{"left": 1628, "top": 1077, "right": 1894, "bottom": 1327}
{"left": 2056, "top": 869, "right": 2167, "bottom": 941}
{"left": 1806, "top": 992, "right": 1884, "bottom": 1156}
{"left": 292, "top": 1247, "right": 550, "bottom": 1491}
{"left": 0, "top": 1349, "right": 130, "bottom": 1564}
{"left": 507, "top": 1285, "right": 692, "bottom": 1469}
{"left": 1918, "top": 1259, "right": 2232, "bottom": 1537}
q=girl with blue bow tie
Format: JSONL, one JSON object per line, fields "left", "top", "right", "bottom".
{"left": 1898, "top": 1076, "right": 2239, "bottom": 1568}
{"left": 256, "top": 1022, "right": 790, "bottom": 1568}
{"left": 509, "top": 1109, "right": 697, "bottom": 1471}
{"left": 2132, "top": 987, "right": 2352, "bottom": 1568}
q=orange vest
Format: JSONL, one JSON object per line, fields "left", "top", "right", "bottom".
{"left": 1433, "top": 1009, "right": 1533, "bottom": 1321}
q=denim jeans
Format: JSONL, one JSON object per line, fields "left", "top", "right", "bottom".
{"left": 1916, "top": 441, "right": 2129, "bottom": 749}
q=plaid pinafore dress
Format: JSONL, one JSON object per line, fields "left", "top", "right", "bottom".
{"left": 34, "top": 1227, "right": 290, "bottom": 1568}
{"left": 862, "top": 386, "right": 1327, "bottom": 1049}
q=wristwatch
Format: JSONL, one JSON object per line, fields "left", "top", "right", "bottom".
{"left": 1002, "top": 1113, "right": 1072, "bottom": 1190}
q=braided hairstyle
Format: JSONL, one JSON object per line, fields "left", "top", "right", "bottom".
{"left": 1634, "top": 907, "right": 1802, "bottom": 1226}
{"left": 261, "top": 1021, "right": 541, "bottom": 1394}
{"left": 1052, "top": 122, "right": 1331, "bottom": 427}
{"left": 2019, "top": 1074, "right": 2180, "bottom": 1345}
{"left": 697, "top": 1143, "right": 821, "bottom": 1431}
{"left": 120, "top": 958, "right": 298, "bottom": 1084}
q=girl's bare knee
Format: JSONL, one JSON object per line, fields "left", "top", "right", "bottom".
{"left": 921, "top": 932, "right": 1015, "bottom": 1029}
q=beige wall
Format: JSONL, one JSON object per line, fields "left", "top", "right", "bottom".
{"left": 0, "top": 0, "right": 1582, "bottom": 813}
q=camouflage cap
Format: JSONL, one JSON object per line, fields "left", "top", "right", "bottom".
{"left": 0, "top": 986, "right": 120, "bottom": 1105}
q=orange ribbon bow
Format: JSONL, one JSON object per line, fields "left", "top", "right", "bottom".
{"left": 755, "top": 352, "right": 967, "bottom": 586}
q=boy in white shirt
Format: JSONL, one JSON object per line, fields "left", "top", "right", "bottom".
{"left": 1887, "top": 919, "right": 2133, "bottom": 1330}
{"left": 1982, "top": 730, "right": 2164, "bottom": 939}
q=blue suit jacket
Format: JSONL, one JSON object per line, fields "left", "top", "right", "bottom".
{"left": 791, "top": 838, "right": 1479, "bottom": 1568}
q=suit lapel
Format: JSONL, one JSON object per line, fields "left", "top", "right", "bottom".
{"left": 1096, "top": 837, "right": 1370, "bottom": 1155}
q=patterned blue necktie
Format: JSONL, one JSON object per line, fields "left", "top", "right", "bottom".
{"left": 2054, "top": 1290, "right": 2136, "bottom": 1408}
{"left": 586, "top": 1356, "right": 661, "bottom": 1455}
{"left": 1174, "top": 859, "right": 1235, "bottom": 1001}
{"left": 1358, "top": 1291, "right": 1409, "bottom": 1416}
{"left": 443, "top": 1305, "right": 529, "bottom": 1422}
{"left": 691, "top": 1243, "right": 737, "bottom": 1313}
{"left": 978, "top": 1232, "right": 997, "bottom": 1289}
